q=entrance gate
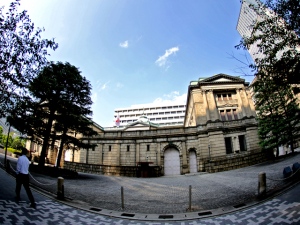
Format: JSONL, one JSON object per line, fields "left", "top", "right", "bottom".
{"left": 164, "top": 148, "right": 180, "bottom": 176}
{"left": 189, "top": 151, "right": 197, "bottom": 173}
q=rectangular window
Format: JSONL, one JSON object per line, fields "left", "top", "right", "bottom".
{"left": 222, "top": 94, "right": 228, "bottom": 101}
{"left": 220, "top": 110, "right": 226, "bottom": 121}
{"left": 226, "top": 110, "right": 232, "bottom": 121}
{"left": 225, "top": 137, "right": 233, "bottom": 154}
{"left": 239, "top": 135, "right": 247, "bottom": 151}
{"left": 109, "top": 145, "right": 111, "bottom": 151}
{"left": 217, "top": 94, "right": 222, "bottom": 101}
{"left": 147, "top": 144, "right": 150, "bottom": 151}
{"left": 228, "top": 93, "right": 232, "bottom": 100}
{"left": 233, "top": 109, "right": 238, "bottom": 120}
{"left": 127, "top": 145, "right": 130, "bottom": 152}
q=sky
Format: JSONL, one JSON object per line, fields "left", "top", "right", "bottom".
{"left": 1, "top": 0, "right": 255, "bottom": 127}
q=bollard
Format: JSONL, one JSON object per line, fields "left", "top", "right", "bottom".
{"left": 57, "top": 177, "right": 64, "bottom": 200}
{"left": 121, "top": 186, "right": 124, "bottom": 210}
{"left": 189, "top": 185, "right": 192, "bottom": 211}
{"left": 258, "top": 172, "right": 266, "bottom": 198}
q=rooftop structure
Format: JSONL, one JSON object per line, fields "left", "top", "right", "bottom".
{"left": 113, "top": 103, "right": 186, "bottom": 127}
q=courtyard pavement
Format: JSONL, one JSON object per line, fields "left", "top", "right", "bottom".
{"left": 0, "top": 152, "right": 300, "bottom": 224}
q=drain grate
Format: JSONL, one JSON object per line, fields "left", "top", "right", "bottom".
{"left": 89, "top": 207, "right": 102, "bottom": 212}
{"left": 159, "top": 215, "right": 174, "bottom": 219}
{"left": 233, "top": 203, "right": 246, "bottom": 208}
{"left": 121, "top": 213, "right": 135, "bottom": 217}
{"left": 198, "top": 211, "right": 212, "bottom": 216}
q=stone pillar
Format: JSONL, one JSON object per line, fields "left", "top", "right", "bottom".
{"left": 181, "top": 141, "right": 188, "bottom": 174}
{"left": 236, "top": 88, "right": 247, "bottom": 117}
{"left": 101, "top": 144, "right": 104, "bottom": 164}
{"left": 157, "top": 142, "right": 161, "bottom": 166}
{"left": 118, "top": 143, "right": 121, "bottom": 166}
{"left": 136, "top": 142, "right": 140, "bottom": 165}
{"left": 57, "top": 177, "right": 64, "bottom": 200}
{"left": 258, "top": 172, "right": 266, "bottom": 198}
{"left": 240, "top": 88, "right": 251, "bottom": 116}
{"left": 246, "top": 88, "right": 256, "bottom": 117}
{"left": 202, "top": 90, "right": 211, "bottom": 121}
{"left": 207, "top": 89, "right": 219, "bottom": 121}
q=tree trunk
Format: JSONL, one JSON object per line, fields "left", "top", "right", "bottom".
{"left": 56, "top": 130, "right": 67, "bottom": 168}
{"left": 38, "top": 109, "right": 55, "bottom": 167}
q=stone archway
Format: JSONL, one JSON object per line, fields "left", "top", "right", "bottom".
{"left": 189, "top": 150, "right": 197, "bottom": 173}
{"left": 164, "top": 148, "right": 180, "bottom": 176}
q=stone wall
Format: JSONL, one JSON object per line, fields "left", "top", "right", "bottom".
{"left": 64, "top": 161, "right": 161, "bottom": 177}
{"left": 202, "top": 149, "right": 267, "bottom": 173}
{"left": 64, "top": 149, "right": 268, "bottom": 177}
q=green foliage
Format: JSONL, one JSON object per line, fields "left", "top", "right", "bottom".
{"left": 253, "top": 75, "right": 300, "bottom": 153}
{"left": 0, "top": 0, "right": 58, "bottom": 118}
{"left": 237, "top": 0, "right": 300, "bottom": 83}
{"left": 0, "top": 126, "right": 3, "bottom": 144}
{"left": 11, "top": 136, "right": 25, "bottom": 150}
{"left": 237, "top": 0, "right": 300, "bottom": 154}
{"left": 5, "top": 147, "right": 21, "bottom": 154}
{"left": 2, "top": 133, "right": 13, "bottom": 148}
{"left": 1, "top": 132, "right": 25, "bottom": 150}
{"left": 9, "top": 62, "right": 97, "bottom": 167}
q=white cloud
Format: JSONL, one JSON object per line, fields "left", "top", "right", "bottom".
{"left": 152, "top": 91, "right": 187, "bottom": 105}
{"left": 119, "top": 40, "right": 129, "bottom": 48}
{"left": 101, "top": 81, "right": 110, "bottom": 90}
{"left": 155, "top": 47, "right": 179, "bottom": 67}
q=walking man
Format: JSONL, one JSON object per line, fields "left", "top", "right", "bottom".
{"left": 15, "top": 147, "right": 36, "bottom": 208}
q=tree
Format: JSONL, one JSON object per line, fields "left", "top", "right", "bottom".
{"left": 237, "top": 0, "right": 300, "bottom": 83}
{"left": 28, "top": 62, "right": 97, "bottom": 167}
{"left": 0, "top": 0, "right": 58, "bottom": 118}
{"left": 254, "top": 76, "right": 300, "bottom": 155}
{"left": 0, "top": 126, "right": 3, "bottom": 145}
{"left": 236, "top": 0, "right": 300, "bottom": 153}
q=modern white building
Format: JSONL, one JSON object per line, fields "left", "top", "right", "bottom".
{"left": 113, "top": 103, "right": 186, "bottom": 127}
{"left": 236, "top": 0, "right": 264, "bottom": 62}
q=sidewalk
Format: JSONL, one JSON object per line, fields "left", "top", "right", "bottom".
{"left": 0, "top": 153, "right": 300, "bottom": 224}
{"left": 1, "top": 153, "right": 300, "bottom": 214}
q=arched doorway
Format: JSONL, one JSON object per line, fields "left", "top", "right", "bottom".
{"left": 189, "top": 150, "right": 197, "bottom": 173}
{"left": 164, "top": 148, "right": 180, "bottom": 176}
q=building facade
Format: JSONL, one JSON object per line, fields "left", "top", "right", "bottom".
{"left": 114, "top": 103, "right": 186, "bottom": 127}
{"left": 62, "top": 74, "right": 265, "bottom": 177}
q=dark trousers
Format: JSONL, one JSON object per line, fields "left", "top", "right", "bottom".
{"left": 15, "top": 173, "right": 35, "bottom": 205}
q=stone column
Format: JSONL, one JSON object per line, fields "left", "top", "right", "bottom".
{"left": 207, "top": 89, "right": 219, "bottom": 121}
{"left": 157, "top": 142, "right": 161, "bottom": 165}
{"left": 236, "top": 88, "right": 247, "bottom": 117}
{"left": 181, "top": 141, "right": 188, "bottom": 174}
{"left": 118, "top": 143, "right": 121, "bottom": 166}
{"left": 202, "top": 90, "right": 211, "bottom": 121}
{"left": 100, "top": 144, "right": 103, "bottom": 164}
{"left": 246, "top": 88, "right": 256, "bottom": 116}
{"left": 136, "top": 142, "right": 140, "bottom": 165}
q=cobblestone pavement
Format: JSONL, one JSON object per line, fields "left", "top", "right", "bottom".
{"left": 35, "top": 154, "right": 300, "bottom": 213}
{"left": 0, "top": 187, "right": 300, "bottom": 224}
{"left": 3, "top": 153, "right": 299, "bottom": 214}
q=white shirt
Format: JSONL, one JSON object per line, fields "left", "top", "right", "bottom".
{"left": 16, "top": 155, "right": 30, "bottom": 175}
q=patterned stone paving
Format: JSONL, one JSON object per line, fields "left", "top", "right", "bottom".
{"left": 0, "top": 197, "right": 300, "bottom": 224}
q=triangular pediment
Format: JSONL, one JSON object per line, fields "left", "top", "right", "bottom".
{"left": 199, "top": 74, "right": 245, "bottom": 84}
{"left": 123, "top": 120, "right": 159, "bottom": 131}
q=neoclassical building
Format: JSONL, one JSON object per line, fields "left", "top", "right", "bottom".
{"left": 62, "top": 73, "right": 266, "bottom": 177}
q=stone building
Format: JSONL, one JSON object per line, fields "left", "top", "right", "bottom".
{"left": 63, "top": 73, "right": 266, "bottom": 176}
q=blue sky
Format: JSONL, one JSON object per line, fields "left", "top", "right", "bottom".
{"left": 1, "top": 0, "right": 254, "bottom": 127}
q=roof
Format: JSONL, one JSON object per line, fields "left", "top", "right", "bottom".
{"left": 190, "top": 73, "right": 248, "bottom": 87}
